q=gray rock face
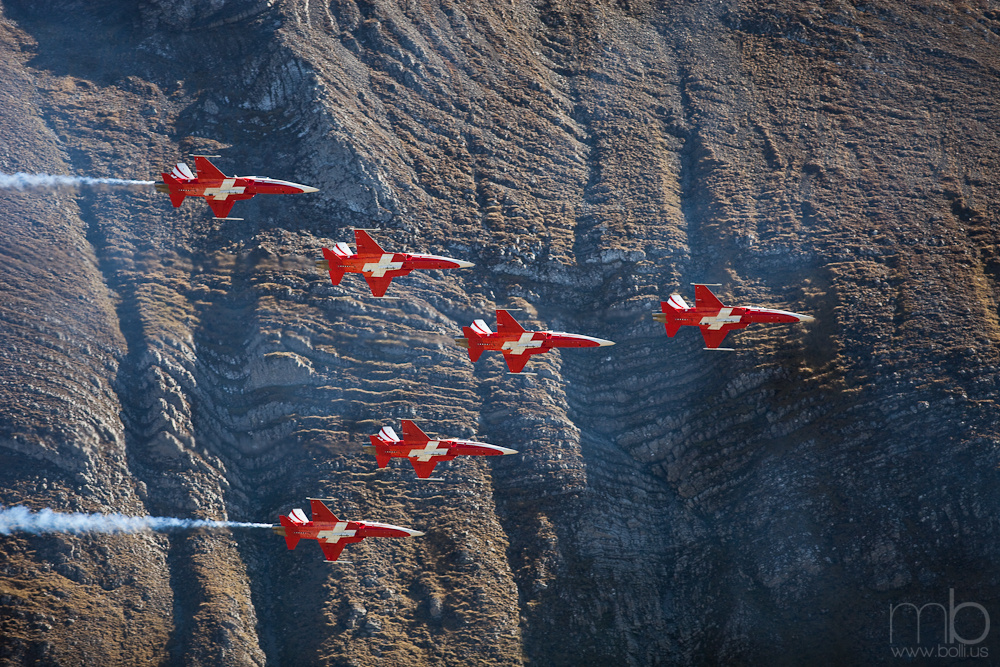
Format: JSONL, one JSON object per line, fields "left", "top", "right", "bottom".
{"left": 1, "top": 0, "right": 999, "bottom": 664}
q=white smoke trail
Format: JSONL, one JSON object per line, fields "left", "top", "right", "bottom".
{"left": 0, "top": 172, "right": 155, "bottom": 191}
{"left": 0, "top": 505, "right": 272, "bottom": 535}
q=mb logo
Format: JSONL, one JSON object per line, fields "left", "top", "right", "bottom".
{"left": 889, "top": 588, "right": 990, "bottom": 659}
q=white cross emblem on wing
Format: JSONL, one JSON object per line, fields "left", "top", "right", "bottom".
{"left": 699, "top": 308, "right": 742, "bottom": 330}
{"left": 202, "top": 178, "right": 246, "bottom": 200}
{"left": 501, "top": 332, "right": 543, "bottom": 355}
{"left": 408, "top": 440, "right": 450, "bottom": 462}
{"left": 363, "top": 253, "right": 405, "bottom": 277}
{"left": 316, "top": 522, "right": 356, "bottom": 542}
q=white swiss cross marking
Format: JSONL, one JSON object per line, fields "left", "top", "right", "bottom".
{"left": 699, "top": 308, "right": 741, "bottom": 330}
{"left": 203, "top": 178, "right": 246, "bottom": 200}
{"left": 502, "top": 332, "right": 543, "bottom": 355}
{"left": 408, "top": 440, "right": 450, "bottom": 461}
{"left": 316, "top": 522, "right": 356, "bottom": 542}
{"left": 362, "top": 253, "right": 404, "bottom": 277}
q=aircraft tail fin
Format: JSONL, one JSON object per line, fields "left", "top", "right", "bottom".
{"left": 378, "top": 426, "right": 400, "bottom": 443}
{"left": 655, "top": 296, "right": 688, "bottom": 337}
{"left": 355, "top": 229, "right": 385, "bottom": 255}
{"left": 461, "top": 326, "right": 486, "bottom": 362}
{"left": 401, "top": 419, "right": 430, "bottom": 443}
{"left": 278, "top": 514, "right": 303, "bottom": 550}
{"left": 694, "top": 285, "right": 725, "bottom": 310}
{"left": 158, "top": 171, "right": 188, "bottom": 208}
{"left": 321, "top": 247, "right": 345, "bottom": 285}
{"left": 170, "top": 162, "right": 195, "bottom": 180}
{"left": 309, "top": 499, "right": 340, "bottom": 523}
{"left": 495, "top": 309, "right": 525, "bottom": 335}
{"left": 193, "top": 156, "right": 227, "bottom": 180}
{"left": 368, "top": 436, "right": 393, "bottom": 468}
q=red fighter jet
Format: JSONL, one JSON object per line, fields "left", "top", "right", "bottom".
{"left": 653, "top": 284, "right": 815, "bottom": 350}
{"left": 155, "top": 155, "right": 317, "bottom": 219}
{"left": 364, "top": 419, "right": 518, "bottom": 479}
{"left": 273, "top": 498, "right": 424, "bottom": 562}
{"left": 320, "top": 229, "right": 474, "bottom": 297}
{"left": 456, "top": 309, "right": 615, "bottom": 373}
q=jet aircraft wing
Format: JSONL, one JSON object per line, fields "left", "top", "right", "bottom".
{"left": 355, "top": 229, "right": 386, "bottom": 255}
{"left": 503, "top": 351, "right": 533, "bottom": 373}
{"left": 496, "top": 309, "right": 526, "bottom": 335}
{"left": 207, "top": 199, "right": 237, "bottom": 219}
{"left": 194, "top": 156, "right": 228, "bottom": 180}
{"left": 364, "top": 275, "right": 394, "bottom": 297}
{"left": 699, "top": 327, "right": 733, "bottom": 349}
{"left": 409, "top": 459, "right": 440, "bottom": 478}
{"left": 319, "top": 541, "right": 348, "bottom": 562}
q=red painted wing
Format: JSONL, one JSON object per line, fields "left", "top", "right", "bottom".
{"left": 364, "top": 275, "right": 394, "bottom": 297}
{"left": 409, "top": 459, "right": 440, "bottom": 478}
{"left": 699, "top": 327, "right": 732, "bottom": 349}
{"left": 401, "top": 419, "right": 429, "bottom": 443}
{"left": 694, "top": 285, "right": 726, "bottom": 310}
{"left": 309, "top": 499, "right": 340, "bottom": 523}
{"left": 207, "top": 198, "right": 236, "bottom": 218}
{"left": 193, "top": 156, "right": 228, "bottom": 180}
{"left": 319, "top": 540, "right": 347, "bottom": 562}
{"left": 495, "top": 310, "right": 526, "bottom": 335}
{"left": 503, "top": 351, "right": 532, "bottom": 373}
{"left": 355, "top": 229, "right": 386, "bottom": 255}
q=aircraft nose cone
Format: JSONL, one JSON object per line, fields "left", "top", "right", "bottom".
{"left": 299, "top": 185, "right": 319, "bottom": 193}
{"left": 596, "top": 338, "right": 615, "bottom": 347}
{"left": 455, "top": 260, "right": 475, "bottom": 268}
{"left": 798, "top": 314, "right": 816, "bottom": 323}
{"left": 498, "top": 446, "right": 518, "bottom": 456}
{"left": 407, "top": 530, "right": 426, "bottom": 538}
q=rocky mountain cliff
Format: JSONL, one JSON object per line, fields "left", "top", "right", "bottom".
{"left": 1, "top": 0, "right": 998, "bottom": 664}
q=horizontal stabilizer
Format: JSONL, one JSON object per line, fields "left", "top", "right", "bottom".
{"left": 284, "top": 534, "right": 301, "bottom": 551}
